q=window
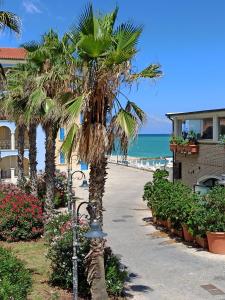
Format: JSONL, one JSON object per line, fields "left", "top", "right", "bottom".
{"left": 182, "top": 118, "right": 213, "bottom": 139}
{"left": 80, "top": 161, "right": 88, "bottom": 171}
{"left": 59, "top": 152, "right": 65, "bottom": 164}
{"left": 59, "top": 128, "right": 65, "bottom": 141}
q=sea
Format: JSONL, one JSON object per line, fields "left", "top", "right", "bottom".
{"left": 115, "top": 134, "right": 171, "bottom": 158}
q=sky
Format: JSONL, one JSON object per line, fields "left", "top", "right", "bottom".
{"left": 1, "top": 0, "right": 225, "bottom": 167}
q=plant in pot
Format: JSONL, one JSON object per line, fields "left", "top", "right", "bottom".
{"left": 176, "top": 136, "right": 185, "bottom": 153}
{"left": 187, "top": 197, "right": 208, "bottom": 249}
{"left": 187, "top": 130, "right": 199, "bottom": 154}
{"left": 169, "top": 135, "right": 177, "bottom": 152}
{"left": 219, "top": 134, "right": 225, "bottom": 149}
{"left": 167, "top": 182, "right": 194, "bottom": 240}
{"left": 203, "top": 186, "right": 225, "bottom": 254}
{"left": 181, "top": 139, "right": 189, "bottom": 154}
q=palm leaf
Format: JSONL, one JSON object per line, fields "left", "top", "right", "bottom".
{"left": 61, "top": 123, "right": 79, "bottom": 159}
{"left": 77, "top": 34, "right": 111, "bottom": 58}
{"left": 132, "top": 64, "right": 162, "bottom": 80}
{"left": 0, "top": 11, "right": 21, "bottom": 34}
{"left": 125, "top": 101, "right": 146, "bottom": 123}
{"left": 71, "top": 3, "right": 94, "bottom": 38}
{"left": 114, "top": 22, "right": 143, "bottom": 52}
{"left": 115, "top": 109, "right": 137, "bottom": 138}
{"left": 65, "top": 95, "right": 84, "bottom": 119}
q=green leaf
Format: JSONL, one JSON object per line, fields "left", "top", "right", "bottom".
{"left": 125, "top": 101, "right": 146, "bottom": 123}
{"left": 61, "top": 124, "right": 79, "bottom": 159}
{"left": 115, "top": 109, "right": 137, "bottom": 138}
{"left": 132, "top": 64, "right": 162, "bottom": 80}
{"left": 77, "top": 34, "right": 111, "bottom": 58}
{"left": 65, "top": 95, "right": 84, "bottom": 119}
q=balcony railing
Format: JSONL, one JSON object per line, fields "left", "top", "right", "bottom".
{"left": 0, "top": 140, "right": 11, "bottom": 149}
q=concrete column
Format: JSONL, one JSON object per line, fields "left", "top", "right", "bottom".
{"left": 10, "top": 168, "right": 15, "bottom": 183}
{"left": 174, "top": 118, "right": 182, "bottom": 136}
{"left": 213, "top": 115, "right": 219, "bottom": 142}
{"left": 11, "top": 132, "right": 15, "bottom": 150}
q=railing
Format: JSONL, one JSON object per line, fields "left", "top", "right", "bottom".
{"left": 0, "top": 139, "right": 11, "bottom": 149}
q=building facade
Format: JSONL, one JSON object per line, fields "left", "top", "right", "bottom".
{"left": 166, "top": 108, "right": 225, "bottom": 192}
{"left": 0, "top": 48, "right": 29, "bottom": 183}
{"left": 55, "top": 126, "right": 89, "bottom": 173}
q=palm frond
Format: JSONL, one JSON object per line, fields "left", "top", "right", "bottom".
{"left": 77, "top": 34, "right": 111, "bottom": 59}
{"left": 70, "top": 3, "right": 94, "bottom": 38}
{"left": 99, "top": 6, "right": 119, "bottom": 35}
{"left": 65, "top": 95, "right": 84, "bottom": 120}
{"left": 0, "top": 11, "right": 21, "bottom": 34}
{"left": 125, "top": 101, "right": 146, "bottom": 123}
{"left": 61, "top": 123, "right": 79, "bottom": 160}
{"left": 131, "top": 64, "right": 162, "bottom": 80}
{"left": 115, "top": 109, "right": 137, "bottom": 138}
{"left": 114, "top": 22, "right": 143, "bottom": 52}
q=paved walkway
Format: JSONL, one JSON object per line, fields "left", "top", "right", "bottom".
{"left": 77, "top": 164, "right": 225, "bottom": 300}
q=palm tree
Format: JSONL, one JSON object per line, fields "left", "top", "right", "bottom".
{"left": 62, "top": 4, "right": 162, "bottom": 299}
{"left": 4, "top": 63, "right": 33, "bottom": 189}
{"left": 25, "top": 30, "right": 75, "bottom": 220}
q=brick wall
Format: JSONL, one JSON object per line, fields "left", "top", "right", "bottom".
{"left": 175, "top": 143, "right": 225, "bottom": 187}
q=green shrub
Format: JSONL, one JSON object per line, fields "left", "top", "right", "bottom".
{"left": 0, "top": 193, "right": 43, "bottom": 241}
{"left": 0, "top": 246, "right": 32, "bottom": 300}
{"left": 143, "top": 170, "right": 198, "bottom": 229}
{"left": 47, "top": 214, "right": 127, "bottom": 297}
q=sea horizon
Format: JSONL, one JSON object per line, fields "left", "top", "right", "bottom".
{"left": 115, "top": 133, "right": 172, "bottom": 158}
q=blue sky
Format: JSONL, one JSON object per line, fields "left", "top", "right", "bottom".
{"left": 1, "top": 0, "right": 225, "bottom": 166}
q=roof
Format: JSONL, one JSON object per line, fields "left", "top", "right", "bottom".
{"left": 0, "top": 48, "right": 27, "bottom": 60}
{"left": 166, "top": 108, "right": 225, "bottom": 119}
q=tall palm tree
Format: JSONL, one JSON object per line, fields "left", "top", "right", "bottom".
{"left": 25, "top": 30, "right": 75, "bottom": 220}
{"left": 4, "top": 63, "right": 33, "bottom": 189}
{"left": 62, "top": 5, "right": 162, "bottom": 299}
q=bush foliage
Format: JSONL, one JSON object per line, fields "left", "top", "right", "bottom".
{"left": 0, "top": 246, "right": 32, "bottom": 300}
{"left": 0, "top": 193, "right": 43, "bottom": 241}
{"left": 143, "top": 170, "right": 225, "bottom": 236}
{"left": 46, "top": 214, "right": 127, "bottom": 298}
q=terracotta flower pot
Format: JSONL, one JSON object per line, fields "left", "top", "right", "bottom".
{"left": 176, "top": 145, "right": 183, "bottom": 153}
{"left": 167, "top": 219, "right": 172, "bottom": 230}
{"left": 182, "top": 225, "right": 194, "bottom": 242}
{"left": 157, "top": 219, "right": 167, "bottom": 227}
{"left": 171, "top": 228, "right": 183, "bottom": 238}
{"left": 188, "top": 144, "right": 199, "bottom": 154}
{"left": 170, "top": 144, "right": 177, "bottom": 152}
{"left": 207, "top": 232, "right": 225, "bottom": 254}
{"left": 196, "top": 236, "right": 208, "bottom": 249}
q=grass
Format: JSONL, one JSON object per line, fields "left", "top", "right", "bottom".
{"left": 0, "top": 239, "right": 72, "bottom": 300}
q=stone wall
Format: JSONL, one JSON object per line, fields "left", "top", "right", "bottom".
{"left": 175, "top": 143, "right": 225, "bottom": 187}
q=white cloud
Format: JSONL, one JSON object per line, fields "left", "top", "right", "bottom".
{"left": 22, "top": 0, "right": 42, "bottom": 14}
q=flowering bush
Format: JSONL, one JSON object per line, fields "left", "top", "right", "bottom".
{"left": 0, "top": 246, "right": 32, "bottom": 299}
{"left": 0, "top": 183, "right": 23, "bottom": 198}
{"left": 46, "top": 214, "right": 127, "bottom": 297}
{"left": 0, "top": 193, "right": 43, "bottom": 241}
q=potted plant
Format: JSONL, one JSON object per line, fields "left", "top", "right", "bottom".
{"left": 169, "top": 135, "right": 177, "bottom": 152}
{"left": 187, "top": 198, "right": 208, "bottom": 249}
{"left": 203, "top": 187, "right": 225, "bottom": 254}
{"left": 187, "top": 130, "right": 199, "bottom": 154}
{"left": 176, "top": 136, "right": 185, "bottom": 152}
{"left": 219, "top": 134, "right": 225, "bottom": 149}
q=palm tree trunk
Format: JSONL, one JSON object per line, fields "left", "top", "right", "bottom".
{"left": 28, "top": 122, "right": 37, "bottom": 197}
{"left": 89, "top": 155, "right": 108, "bottom": 224}
{"left": 17, "top": 124, "right": 26, "bottom": 189}
{"left": 88, "top": 155, "right": 108, "bottom": 299}
{"left": 44, "top": 124, "right": 57, "bottom": 222}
